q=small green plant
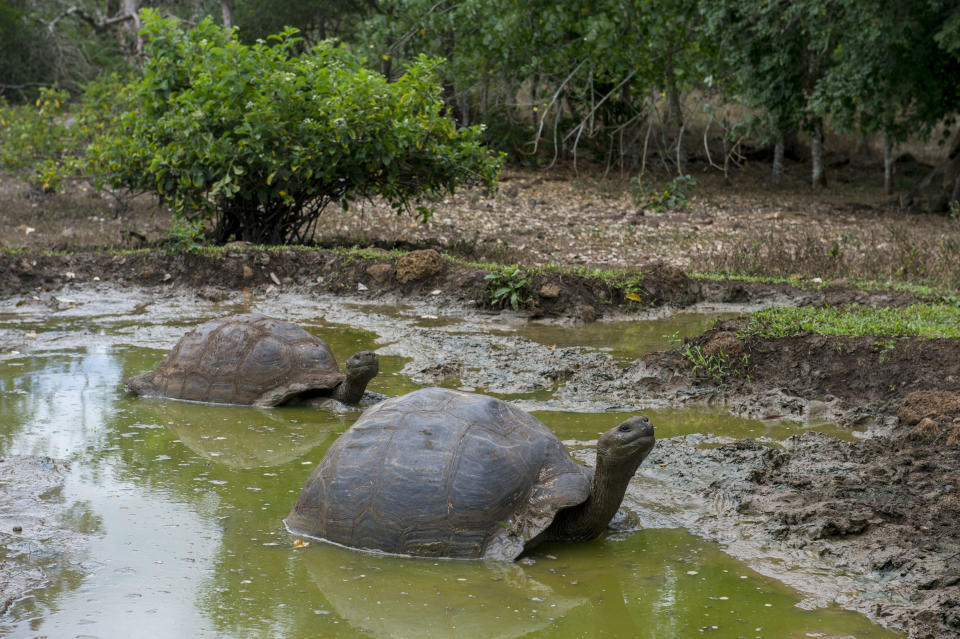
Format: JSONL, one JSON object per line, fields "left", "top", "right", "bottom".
{"left": 875, "top": 339, "right": 897, "bottom": 363}
{"left": 630, "top": 173, "right": 698, "bottom": 212}
{"left": 683, "top": 344, "right": 730, "bottom": 381}
{"left": 164, "top": 218, "right": 208, "bottom": 255}
{"left": 485, "top": 265, "right": 530, "bottom": 310}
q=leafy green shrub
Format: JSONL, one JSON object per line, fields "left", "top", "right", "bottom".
{"left": 164, "top": 218, "right": 208, "bottom": 255}
{"left": 87, "top": 11, "right": 502, "bottom": 245}
{"left": 630, "top": 173, "right": 698, "bottom": 212}
{"left": 0, "top": 87, "right": 73, "bottom": 192}
{"left": 485, "top": 265, "right": 530, "bottom": 310}
{"left": 0, "top": 74, "right": 134, "bottom": 194}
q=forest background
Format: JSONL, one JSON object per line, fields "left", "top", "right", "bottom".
{"left": 2, "top": 0, "right": 960, "bottom": 247}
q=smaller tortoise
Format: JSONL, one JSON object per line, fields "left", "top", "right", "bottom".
{"left": 125, "top": 313, "right": 379, "bottom": 406}
{"left": 285, "top": 387, "right": 655, "bottom": 560}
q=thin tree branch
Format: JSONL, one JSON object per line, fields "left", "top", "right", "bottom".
{"left": 42, "top": 6, "right": 137, "bottom": 34}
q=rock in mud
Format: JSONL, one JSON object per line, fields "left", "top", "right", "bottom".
{"left": 702, "top": 331, "right": 743, "bottom": 359}
{"left": 898, "top": 389, "right": 960, "bottom": 425}
{"left": 365, "top": 262, "right": 394, "bottom": 284}
{"left": 578, "top": 305, "right": 596, "bottom": 323}
{"left": 396, "top": 249, "right": 443, "bottom": 284}
{"left": 539, "top": 283, "right": 561, "bottom": 299}
{"left": 638, "top": 262, "right": 699, "bottom": 306}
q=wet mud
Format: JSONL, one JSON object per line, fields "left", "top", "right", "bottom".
{"left": 1, "top": 271, "right": 958, "bottom": 637}
{"left": 0, "top": 456, "right": 95, "bottom": 616}
{"left": 0, "top": 247, "right": 934, "bottom": 322}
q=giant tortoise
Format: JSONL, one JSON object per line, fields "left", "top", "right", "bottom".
{"left": 285, "top": 387, "right": 655, "bottom": 560}
{"left": 125, "top": 313, "right": 379, "bottom": 406}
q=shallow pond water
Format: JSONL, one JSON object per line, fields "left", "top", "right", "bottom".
{"left": 0, "top": 300, "right": 899, "bottom": 638}
{"left": 505, "top": 311, "right": 740, "bottom": 362}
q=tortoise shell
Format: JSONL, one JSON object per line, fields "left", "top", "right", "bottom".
{"left": 285, "top": 387, "right": 592, "bottom": 560}
{"left": 125, "top": 313, "right": 346, "bottom": 406}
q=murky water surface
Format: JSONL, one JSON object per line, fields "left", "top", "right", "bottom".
{"left": 0, "top": 295, "right": 899, "bottom": 637}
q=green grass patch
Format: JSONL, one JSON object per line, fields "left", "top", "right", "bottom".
{"left": 693, "top": 270, "right": 960, "bottom": 301}
{"left": 742, "top": 304, "right": 960, "bottom": 340}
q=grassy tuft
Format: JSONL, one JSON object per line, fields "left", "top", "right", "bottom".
{"left": 741, "top": 304, "right": 960, "bottom": 340}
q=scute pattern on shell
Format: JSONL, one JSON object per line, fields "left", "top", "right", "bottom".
{"left": 125, "top": 314, "right": 345, "bottom": 406}
{"left": 285, "top": 387, "right": 591, "bottom": 561}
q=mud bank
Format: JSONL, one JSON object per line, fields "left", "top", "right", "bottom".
{"left": 0, "top": 247, "right": 934, "bottom": 322}
{"left": 0, "top": 456, "right": 94, "bottom": 616}
{"left": 596, "top": 322, "right": 960, "bottom": 639}
{"left": 583, "top": 418, "right": 960, "bottom": 639}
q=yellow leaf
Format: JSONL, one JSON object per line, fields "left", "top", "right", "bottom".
{"left": 625, "top": 293, "right": 644, "bottom": 302}
{"left": 293, "top": 538, "right": 310, "bottom": 548}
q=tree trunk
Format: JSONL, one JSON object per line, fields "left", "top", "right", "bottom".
{"left": 529, "top": 73, "right": 539, "bottom": 132}
{"left": 810, "top": 117, "right": 827, "bottom": 189}
{"left": 480, "top": 81, "right": 488, "bottom": 122}
{"left": 458, "top": 89, "right": 470, "bottom": 127}
{"left": 907, "top": 131, "right": 960, "bottom": 214}
{"left": 883, "top": 129, "right": 895, "bottom": 195}
{"left": 220, "top": 0, "right": 235, "bottom": 29}
{"left": 663, "top": 54, "right": 686, "bottom": 175}
{"left": 380, "top": 53, "right": 392, "bottom": 82}
{"left": 773, "top": 133, "right": 785, "bottom": 186}
{"left": 120, "top": 0, "right": 142, "bottom": 58}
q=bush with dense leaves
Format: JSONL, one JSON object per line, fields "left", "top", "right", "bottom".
{"left": 0, "top": 73, "right": 134, "bottom": 194}
{"left": 0, "top": 88, "right": 73, "bottom": 192}
{"left": 86, "top": 10, "right": 502, "bottom": 244}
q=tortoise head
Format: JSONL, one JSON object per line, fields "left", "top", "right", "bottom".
{"left": 596, "top": 415, "right": 655, "bottom": 470}
{"left": 345, "top": 350, "right": 379, "bottom": 379}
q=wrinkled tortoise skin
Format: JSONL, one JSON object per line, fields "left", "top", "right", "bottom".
{"left": 285, "top": 387, "right": 592, "bottom": 561}
{"left": 125, "top": 313, "right": 345, "bottom": 406}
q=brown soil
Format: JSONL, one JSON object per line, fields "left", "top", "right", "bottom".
{"left": 639, "top": 321, "right": 960, "bottom": 638}
{"left": 3, "top": 166, "right": 960, "bottom": 637}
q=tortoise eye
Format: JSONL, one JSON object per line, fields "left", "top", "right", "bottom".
{"left": 618, "top": 424, "right": 632, "bottom": 432}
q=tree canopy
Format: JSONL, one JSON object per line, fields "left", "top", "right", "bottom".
{"left": 4, "top": 0, "right": 960, "bottom": 211}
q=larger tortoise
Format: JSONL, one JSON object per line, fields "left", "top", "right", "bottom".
{"left": 285, "top": 387, "right": 655, "bottom": 560}
{"left": 125, "top": 313, "right": 379, "bottom": 406}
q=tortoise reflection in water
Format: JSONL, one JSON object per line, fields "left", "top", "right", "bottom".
{"left": 285, "top": 387, "right": 655, "bottom": 561}
{"left": 125, "top": 313, "right": 379, "bottom": 406}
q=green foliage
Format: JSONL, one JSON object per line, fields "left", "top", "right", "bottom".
{"left": 742, "top": 304, "right": 960, "bottom": 340}
{"left": 682, "top": 344, "right": 746, "bottom": 382}
{"left": 164, "top": 218, "right": 209, "bottom": 255}
{"left": 87, "top": 11, "right": 502, "bottom": 245}
{"left": 0, "top": 1, "right": 51, "bottom": 102}
{"left": 630, "top": 174, "right": 697, "bottom": 212}
{"left": 234, "top": 0, "right": 373, "bottom": 45}
{"left": 0, "top": 88, "right": 73, "bottom": 191}
{"left": 484, "top": 265, "right": 530, "bottom": 310}
{"left": 0, "top": 73, "right": 134, "bottom": 193}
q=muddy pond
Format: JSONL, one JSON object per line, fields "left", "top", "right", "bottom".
{"left": 0, "top": 286, "right": 901, "bottom": 638}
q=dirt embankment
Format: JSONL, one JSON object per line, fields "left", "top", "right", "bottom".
{"left": 631, "top": 323, "right": 960, "bottom": 639}
{"left": 0, "top": 246, "right": 933, "bottom": 322}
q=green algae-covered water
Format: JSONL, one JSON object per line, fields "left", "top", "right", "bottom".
{"left": 0, "top": 303, "right": 901, "bottom": 638}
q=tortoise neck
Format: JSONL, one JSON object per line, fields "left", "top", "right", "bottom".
{"left": 334, "top": 367, "right": 376, "bottom": 404}
{"left": 548, "top": 452, "right": 640, "bottom": 542}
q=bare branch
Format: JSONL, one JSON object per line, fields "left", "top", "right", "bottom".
{"left": 42, "top": 6, "right": 136, "bottom": 34}
{"left": 532, "top": 59, "right": 586, "bottom": 154}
